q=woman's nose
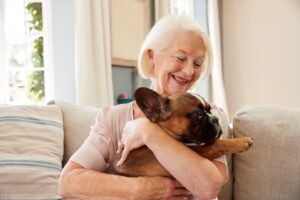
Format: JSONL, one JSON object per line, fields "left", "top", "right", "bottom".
{"left": 182, "top": 61, "right": 194, "bottom": 76}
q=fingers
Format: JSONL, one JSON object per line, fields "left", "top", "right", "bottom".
{"left": 168, "top": 189, "right": 191, "bottom": 200}
{"left": 173, "top": 180, "right": 185, "bottom": 187}
{"left": 168, "top": 196, "right": 190, "bottom": 200}
{"left": 117, "top": 142, "right": 124, "bottom": 154}
{"left": 117, "top": 145, "right": 129, "bottom": 166}
{"left": 172, "top": 181, "right": 191, "bottom": 198}
{"left": 138, "top": 176, "right": 192, "bottom": 200}
{"left": 165, "top": 179, "right": 191, "bottom": 199}
{"left": 172, "top": 181, "right": 192, "bottom": 199}
{"left": 173, "top": 188, "right": 191, "bottom": 196}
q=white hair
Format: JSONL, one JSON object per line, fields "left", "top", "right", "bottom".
{"left": 138, "top": 14, "right": 213, "bottom": 80}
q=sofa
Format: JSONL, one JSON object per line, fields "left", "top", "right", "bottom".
{"left": 0, "top": 100, "right": 299, "bottom": 200}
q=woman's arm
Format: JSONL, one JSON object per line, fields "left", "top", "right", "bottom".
{"left": 58, "top": 161, "right": 191, "bottom": 200}
{"left": 145, "top": 127, "right": 228, "bottom": 199}
{"left": 58, "top": 161, "right": 136, "bottom": 200}
{"left": 119, "top": 118, "right": 229, "bottom": 200}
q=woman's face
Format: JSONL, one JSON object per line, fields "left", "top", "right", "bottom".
{"left": 149, "top": 32, "right": 206, "bottom": 96}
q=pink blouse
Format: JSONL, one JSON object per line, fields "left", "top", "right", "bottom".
{"left": 71, "top": 103, "right": 133, "bottom": 171}
{"left": 70, "top": 102, "right": 226, "bottom": 200}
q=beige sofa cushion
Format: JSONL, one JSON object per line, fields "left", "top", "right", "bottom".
{"left": 0, "top": 104, "right": 63, "bottom": 200}
{"left": 233, "top": 106, "right": 300, "bottom": 200}
{"left": 48, "top": 100, "right": 100, "bottom": 165}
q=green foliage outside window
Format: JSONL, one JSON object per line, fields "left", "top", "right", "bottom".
{"left": 29, "top": 71, "right": 44, "bottom": 100}
{"left": 26, "top": 2, "right": 43, "bottom": 32}
{"left": 26, "top": 2, "right": 45, "bottom": 101}
{"left": 32, "top": 36, "right": 44, "bottom": 68}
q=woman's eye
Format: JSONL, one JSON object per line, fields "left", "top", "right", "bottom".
{"left": 176, "top": 56, "right": 186, "bottom": 62}
{"left": 194, "top": 61, "right": 203, "bottom": 68}
{"left": 194, "top": 63, "right": 201, "bottom": 68}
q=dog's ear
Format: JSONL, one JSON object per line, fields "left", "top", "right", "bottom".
{"left": 134, "top": 87, "right": 172, "bottom": 123}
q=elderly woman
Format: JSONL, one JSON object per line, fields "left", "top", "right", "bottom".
{"left": 58, "top": 14, "right": 228, "bottom": 200}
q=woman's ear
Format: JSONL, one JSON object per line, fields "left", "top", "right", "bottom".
{"left": 147, "top": 49, "right": 154, "bottom": 68}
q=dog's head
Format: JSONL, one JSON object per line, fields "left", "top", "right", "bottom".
{"left": 134, "top": 87, "right": 222, "bottom": 145}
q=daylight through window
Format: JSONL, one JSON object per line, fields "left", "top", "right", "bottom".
{"left": 4, "top": 0, "right": 44, "bottom": 104}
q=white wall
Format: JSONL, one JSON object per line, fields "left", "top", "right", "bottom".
{"left": 221, "top": 0, "right": 300, "bottom": 117}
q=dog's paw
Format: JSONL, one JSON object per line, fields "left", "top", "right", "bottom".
{"left": 234, "top": 137, "right": 254, "bottom": 153}
{"left": 240, "top": 137, "right": 253, "bottom": 152}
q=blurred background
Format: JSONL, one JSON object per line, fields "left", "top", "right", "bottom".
{"left": 0, "top": 0, "right": 299, "bottom": 118}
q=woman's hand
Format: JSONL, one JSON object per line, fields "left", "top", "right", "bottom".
{"left": 135, "top": 176, "right": 191, "bottom": 200}
{"left": 59, "top": 161, "right": 191, "bottom": 200}
{"left": 117, "top": 117, "right": 161, "bottom": 166}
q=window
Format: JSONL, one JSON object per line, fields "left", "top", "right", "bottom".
{"left": 170, "top": 0, "right": 194, "bottom": 16}
{"left": 3, "top": 0, "right": 45, "bottom": 104}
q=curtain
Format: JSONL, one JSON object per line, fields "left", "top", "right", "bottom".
{"left": 75, "top": 0, "right": 113, "bottom": 107}
{"left": 0, "top": 0, "right": 8, "bottom": 104}
{"left": 154, "top": 0, "right": 171, "bottom": 21}
{"left": 207, "top": 0, "right": 228, "bottom": 115}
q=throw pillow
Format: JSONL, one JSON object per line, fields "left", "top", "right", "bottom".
{"left": 0, "top": 105, "right": 64, "bottom": 200}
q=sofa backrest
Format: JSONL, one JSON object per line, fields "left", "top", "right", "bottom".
{"left": 50, "top": 100, "right": 235, "bottom": 199}
{"left": 48, "top": 100, "right": 100, "bottom": 166}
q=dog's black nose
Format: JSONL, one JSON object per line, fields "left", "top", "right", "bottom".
{"left": 211, "top": 116, "right": 219, "bottom": 124}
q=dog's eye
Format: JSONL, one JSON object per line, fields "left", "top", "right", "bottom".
{"left": 189, "top": 110, "right": 204, "bottom": 121}
{"left": 205, "top": 105, "right": 211, "bottom": 113}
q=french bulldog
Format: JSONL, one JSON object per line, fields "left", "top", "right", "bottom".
{"left": 110, "top": 87, "right": 253, "bottom": 177}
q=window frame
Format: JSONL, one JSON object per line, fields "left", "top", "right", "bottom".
{"left": 3, "top": 0, "right": 46, "bottom": 104}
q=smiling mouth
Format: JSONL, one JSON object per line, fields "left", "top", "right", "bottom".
{"left": 171, "top": 75, "right": 190, "bottom": 86}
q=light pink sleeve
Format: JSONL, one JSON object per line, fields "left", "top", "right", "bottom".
{"left": 213, "top": 155, "right": 227, "bottom": 166}
{"left": 211, "top": 107, "right": 229, "bottom": 167}
{"left": 70, "top": 106, "right": 116, "bottom": 171}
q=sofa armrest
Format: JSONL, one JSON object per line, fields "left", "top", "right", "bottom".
{"left": 232, "top": 105, "right": 300, "bottom": 200}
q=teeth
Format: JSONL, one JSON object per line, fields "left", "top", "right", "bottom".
{"left": 172, "top": 75, "right": 188, "bottom": 84}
